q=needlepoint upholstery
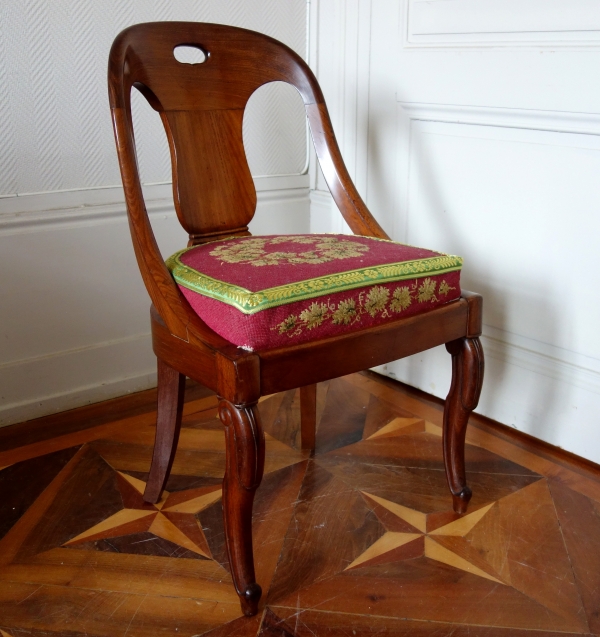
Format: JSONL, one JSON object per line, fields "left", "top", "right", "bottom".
{"left": 166, "top": 234, "right": 462, "bottom": 351}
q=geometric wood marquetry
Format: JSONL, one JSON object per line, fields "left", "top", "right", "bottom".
{"left": 0, "top": 373, "right": 598, "bottom": 636}
{"left": 64, "top": 471, "right": 222, "bottom": 559}
{"left": 346, "top": 493, "right": 503, "bottom": 583}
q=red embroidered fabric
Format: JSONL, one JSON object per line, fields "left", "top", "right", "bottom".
{"left": 171, "top": 235, "right": 462, "bottom": 351}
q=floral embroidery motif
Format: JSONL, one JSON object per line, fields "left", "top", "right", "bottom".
{"left": 418, "top": 278, "right": 437, "bottom": 303}
{"left": 332, "top": 299, "right": 358, "bottom": 325}
{"left": 209, "top": 236, "right": 370, "bottom": 267}
{"left": 299, "top": 302, "right": 330, "bottom": 329}
{"left": 390, "top": 286, "right": 412, "bottom": 312}
{"left": 364, "top": 286, "right": 390, "bottom": 317}
{"left": 439, "top": 280, "right": 456, "bottom": 296}
{"left": 278, "top": 315, "right": 299, "bottom": 334}
{"left": 273, "top": 278, "right": 457, "bottom": 338}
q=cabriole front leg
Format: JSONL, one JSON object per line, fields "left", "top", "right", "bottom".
{"left": 443, "top": 337, "right": 484, "bottom": 514}
{"left": 218, "top": 399, "right": 265, "bottom": 616}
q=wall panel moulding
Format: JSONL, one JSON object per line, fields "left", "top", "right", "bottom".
{"left": 405, "top": 0, "right": 600, "bottom": 47}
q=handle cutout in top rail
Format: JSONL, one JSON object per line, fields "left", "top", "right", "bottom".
{"left": 173, "top": 45, "right": 208, "bottom": 65}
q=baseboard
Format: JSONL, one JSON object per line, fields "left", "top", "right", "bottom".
{"left": 0, "top": 333, "right": 157, "bottom": 427}
{"left": 361, "top": 370, "right": 600, "bottom": 480}
{"left": 376, "top": 325, "right": 600, "bottom": 465}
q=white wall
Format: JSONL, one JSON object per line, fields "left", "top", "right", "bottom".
{"left": 0, "top": 0, "right": 310, "bottom": 425}
{"left": 309, "top": 0, "right": 600, "bottom": 464}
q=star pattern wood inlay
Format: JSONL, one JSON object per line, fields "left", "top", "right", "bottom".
{"left": 346, "top": 492, "right": 502, "bottom": 584}
{"left": 64, "top": 471, "right": 222, "bottom": 559}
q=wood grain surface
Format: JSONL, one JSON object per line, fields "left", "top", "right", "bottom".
{"left": 0, "top": 372, "right": 598, "bottom": 635}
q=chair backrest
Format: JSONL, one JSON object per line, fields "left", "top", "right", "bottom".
{"left": 110, "top": 22, "right": 325, "bottom": 242}
{"left": 108, "top": 22, "right": 387, "bottom": 341}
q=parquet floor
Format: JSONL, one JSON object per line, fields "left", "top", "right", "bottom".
{"left": 0, "top": 372, "right": 599, "bottom": 636}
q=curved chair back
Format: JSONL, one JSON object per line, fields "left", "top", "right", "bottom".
{"left": 108, "top": 22, "right": 387, "bottom": 339}
{"left": 109, "top": 22, "right": 326, "bottom": 241}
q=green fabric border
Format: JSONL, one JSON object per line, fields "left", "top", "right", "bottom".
{"left": 166, "top": 244, "right": 462, "bottom": 315}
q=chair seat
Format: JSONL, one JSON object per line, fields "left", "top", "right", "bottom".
{"left": 166, "top": 234, "right": 463, "bottom": 351}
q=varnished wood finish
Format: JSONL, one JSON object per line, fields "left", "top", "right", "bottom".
{"left": 219, "top": 399, "right": 265, "bottom": 616}
{"left": 1, "top": 374, "right": 599, "bottom": 635}
{"left": 444, "top": 337, "right": 484, "bottom": 513}
{"left": 259, "top": 298, "right": 470, "bottom": 394}
{"left": 144, "top": 359, "right": 186, "bottom": 503}
{"left": 108, "top": 22, "right": 484, "bottom": 613}
{"left": 299, "top": 385, "right": 317, "bottom": 452}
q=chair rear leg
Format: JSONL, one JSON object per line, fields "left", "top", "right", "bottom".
{"left": 219, "top": 399, "right": 265, "bottom": 616}
{"left": 443, "top": 337, "right": 484, "bottom": 514}
{"left": 143, "top": 358, "right": 185, "bottom": 504}
{"left": 300, "top": 384, "right": 317, "bottom": 453}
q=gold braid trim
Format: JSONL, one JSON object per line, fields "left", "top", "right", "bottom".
{"left": 166, "top": 249, "right": 462, "bottom": 315}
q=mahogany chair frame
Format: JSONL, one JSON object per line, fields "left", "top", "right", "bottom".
{"left": 108, "top": 22, "right": 484, "bottom": 616}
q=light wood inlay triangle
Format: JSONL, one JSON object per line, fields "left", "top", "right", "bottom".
{"left": 64, "top": 509, "right": 156, "bottom": 545}
{"left": 430, "top": 503, "right": 495, "bottom": 537}
{"left": 367, "top": 418, "right": 423, "bottom": 440}
{"left": 118, "top": 471, "right": 152, "bottom": 494}
{"left": 149, "top": 512, "right": 211, "bottom": 558}
{"left": 118, "top": 471, "right": 169, "bottom": 509}
{"left": 345, "top": 532, "right": 421, "bottom": 570}
{"left": 424, "top": 537, "right": 504, "bottom": 584}
{"left": 164, "top": 487, "right": 222, "bottom": 514}
{"left": 362, "top": 492, "right": 427, "bottom": 532}
{"left": 424, "top": 421, "right": 443, "bottom": 436}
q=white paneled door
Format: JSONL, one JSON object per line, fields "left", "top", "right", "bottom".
{"left": 312, "top": 0, "right": 600, "bottom": 462}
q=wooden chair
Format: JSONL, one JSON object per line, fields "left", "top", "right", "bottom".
{"left": 108, "top": 22, "right": 484, "bottom": 616}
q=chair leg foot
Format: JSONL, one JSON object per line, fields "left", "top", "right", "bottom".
{"left": 452, "top": 487, "right": 472, "bottom": 514}
{"left": 240, "top": 583, "right": 262, "bottom": 617}
{"left": 143, "top": 358, "right": 185, "bottom": 504}
{"left": 219, "top": 399, "right": 265, "bottom": 616}
{"left": 444, "top": 337, "right": 484, "bottom": 514}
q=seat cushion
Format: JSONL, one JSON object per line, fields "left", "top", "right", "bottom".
{"left": 166, "top": 234, "right": 462, "bottom": 351}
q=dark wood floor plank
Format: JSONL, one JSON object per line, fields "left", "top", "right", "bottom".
{"left": 260, "top": 390, "right": 300, "bottom": 450}
{"left": 315, "top": 378, "right": 370, "bottom": 454}
{"left": 356, "top": 371, "right": 600, "bottom": 484}
{"left": 267, "top": 461, "right": 385, "bottom": 605}
{"left": 0, "top": 547, "right": 235, "bottom": 602}
{"left": 253, "top": 461, "right": 309, "bottom": 597}
{"left": 0, "top": 581, "right": 240, "bottom": 636}
{"left": 0, "top": 447, "right": 81, "bottom": 541}
{"left": 362, "top": 393, "right": 417, "bottom": 440}
{"left": 549, "top": 478, "right": 600, "bottom": 634}
{"left": 262, "top": 607, "right": 596, "bottom": 637}
{"left": 270, "top": 571, "right": 584, "bottom": 633}
{"left": 0, "top": 447, "right": 88, "bottom": 567}
{"left": 316, "top": 454, "right": 540, "bottom": 515}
